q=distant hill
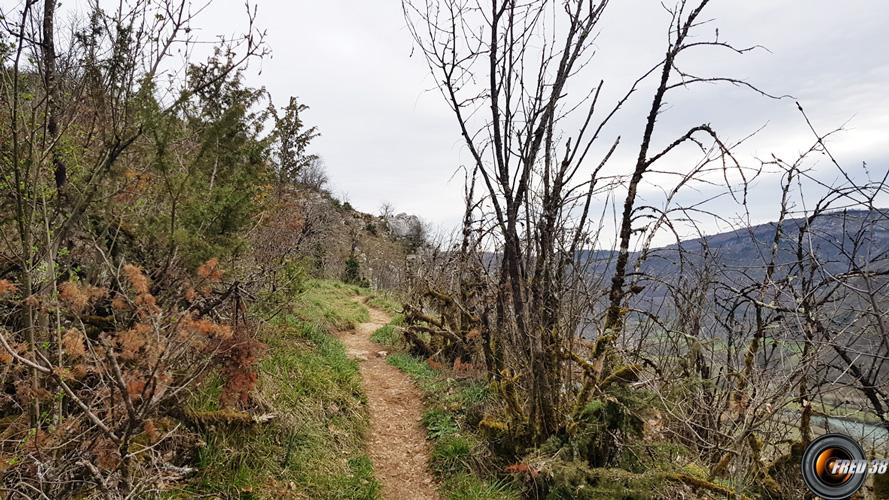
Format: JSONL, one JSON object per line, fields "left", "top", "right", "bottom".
{"left": 577, "top": 209, "right": 889, "bottom": 279}
{"left": 641, "top": 209, "right": 889, "bottom": 283}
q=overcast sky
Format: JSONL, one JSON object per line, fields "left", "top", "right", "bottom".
{"left": 196, "top": 1, "right": 888, "bottom": 239}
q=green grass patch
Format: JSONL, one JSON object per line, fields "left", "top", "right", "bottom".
{"left": 362, "top": 291, "right": 402, "bottom": 315}
{"left": 369, "top": 324, "right": 405, "bottom": 349}
{"left": 293, "top": 279, "right": 369, "bottom": 331}
{"left": 386, "top": 353, "right": 443, "bottom": 393}
{"left": 430, "top": 433, "right": 477, "bottom": 476}
{"left": 422, "top": 409, "right": 460, "bottom": 440}
{"left": 181, "top": 296, "right": 379, "bottom": 498}
{"left": 442, "top": 473, "right": 516, "bottom": 500}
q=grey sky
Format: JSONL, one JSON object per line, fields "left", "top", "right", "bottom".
{"left": 200, "top": 1, "right": 889, "bottom": 239}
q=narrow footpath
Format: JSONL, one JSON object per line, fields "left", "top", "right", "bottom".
{"left": 339, "top": 299, "right": 439, "bottom": 500}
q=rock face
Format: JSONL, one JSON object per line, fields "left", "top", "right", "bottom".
{"left": 385, "top": 213, "right": 423, "bottom": 239}
{"left": 278, "top": 187, "right": 423, "bottom": 289}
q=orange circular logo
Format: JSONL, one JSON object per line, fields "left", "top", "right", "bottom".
{"left": 801, "top": 434, "right": 867, "bottom": 500}
{"left": 814, "top": 447, "right": 853, "bottom": 485}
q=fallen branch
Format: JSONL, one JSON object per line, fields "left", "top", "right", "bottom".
{"left": 180, "top": 409, "right": 277, "bottom": 427}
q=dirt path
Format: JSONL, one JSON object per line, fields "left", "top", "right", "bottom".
{"left": 338, "top": 300, "right": 439, "bottom": 500}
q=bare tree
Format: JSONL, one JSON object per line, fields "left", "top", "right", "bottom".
{"left": 379, "top": 202, "right": 395, "bottom": 220}
{"left": 296, "top": 157, "right": 329, "bottom": 191}
{"left": 403, "top": 0, "right": 772, "bottom": 447}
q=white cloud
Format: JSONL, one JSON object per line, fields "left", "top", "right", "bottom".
{"left": 191, "top": 0, "right": 889, "bottom": 232}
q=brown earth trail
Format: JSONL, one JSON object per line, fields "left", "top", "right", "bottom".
{"left": 339, "top": 299, "right": 439, "bottom": 500}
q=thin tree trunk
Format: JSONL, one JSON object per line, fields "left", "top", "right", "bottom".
{"left": 42, "top": 0, "right": 63, "bottom": 424}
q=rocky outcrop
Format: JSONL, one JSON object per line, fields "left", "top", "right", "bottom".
{"left": 279, "top": 187, "right": 424, "bottom": 289}
{"left": 384, "top": 213, "right": 423, "bottom": 239}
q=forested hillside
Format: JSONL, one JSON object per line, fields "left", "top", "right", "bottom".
{"left": 0, "top": 1, "right": 418, "bottom": 496}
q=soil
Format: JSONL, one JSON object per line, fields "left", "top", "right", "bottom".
{"left": 338, "top": 300, "right": 439, "bottom": 500}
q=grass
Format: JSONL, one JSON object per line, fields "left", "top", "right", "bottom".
{"left": 430, "top": 433, "right": 476, "bottom": 476}
{"left": 442, "top": 473, "right": 516, "bottom": 500}
{"left": 363, "top": 291, "right": 402, "bottom": 316}
{"left": 293, "top": 279, "right": 369, "bottom": 330}
{"left": 369, "top": 324, "right": 398, "bottom": 346}
{"left": 369, "top": 322, "right": 405, "bottom": 349}
{"left": 180, "top": 279, "right": 380, "bottom": 499}
{"left": 382, "top": 353, "right": 519, "bottom": 500}
{"left": 386, "top": 353, "right": 438, "bottom": 385}
{"left": 422, "top": 409, "right": 459, "bottom": 440}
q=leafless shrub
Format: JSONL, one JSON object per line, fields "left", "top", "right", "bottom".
{"left": 404, "top": 0, "right": 888, "bottom": 495}
{"left": 296, "top": 157, "right": 329, "bottom": 191}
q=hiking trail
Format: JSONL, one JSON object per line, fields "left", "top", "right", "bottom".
{"left": 338, "top": 299, "right": 439, "bottom": 500}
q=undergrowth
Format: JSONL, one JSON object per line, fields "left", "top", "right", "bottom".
{"left": 180, "top": 279, "right": 380, "bottom": 498}
{"left": 381, "top": 334, "right": 726, "bottom": 499}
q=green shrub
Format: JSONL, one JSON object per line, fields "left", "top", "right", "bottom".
{"left": 342, "top": 256, "right": 364, "bottom": 286}
{"left": 569, "top": 388, "right": 645, "bottom": 469}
